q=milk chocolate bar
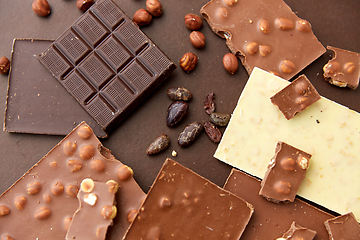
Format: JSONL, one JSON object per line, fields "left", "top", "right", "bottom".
{"left": 277, "top": 221, "right": 317, "bottom": 240}
{"left": 259, "top": 141, "right": 311, "bottom": 203}
{"left": 123, "top": 158, "right": 254, "bottom": 240}
{"left": 0, "top": 122, "right": 145, "bottom": 240}
{"left": 270, "top": 75, "right": 321, "bottom": 120}
{"left": 323, "top": 46, "right": 360, "bottom": 89}
{"left": 66, "top": 179, "right": 118, "bottom": 240}
{"left": 224, "top": 169, "right": 335, "bottom": 240}
{"left": 324, "top": 212, "right": 360, "bottom": 239}
{"left": 38, "top": 0, "right": 176, "bottom": 132}
{"left": 200, "top": 0, "right": 325, "bottom": 80}
{"left": 4, "top": 39, "right": 107, "bottom": 137}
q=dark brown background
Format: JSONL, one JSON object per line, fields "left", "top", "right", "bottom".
{"left": 0, "top": 0, "right": 359, "bottom": 209}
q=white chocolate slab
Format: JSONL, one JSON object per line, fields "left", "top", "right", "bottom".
{"left": 215, "top": 67, "right": 360, "bottom": 221}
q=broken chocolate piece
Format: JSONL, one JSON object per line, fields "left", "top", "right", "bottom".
{"left": 324, "top": 212, "right": 360, "bottom": 240}
{"left": 323, "top": 46, "right": 360, "bottom": 89}
{"left": 259, "top": 141, "right": 311, "bottom": 203}
{"left": 270, "top": 75, "right": 321, "bottom": 120}
{"left": 123, "top": 158, "right": 254, "bottom": 240}
{"left": 38, "top": 0, "right": 176, "bottom": 133}
{"left": 277, "top": 221, "right": 317, "bottom": 240}
{"left": 200, "top": 0, "right": 325, "bottom": 80}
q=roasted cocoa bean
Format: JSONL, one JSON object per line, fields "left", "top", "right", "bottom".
{"left": 167, "top": 87, "right": 193, "bottom": 101}
{"left": 204, "top": 93, "right": 215, "bottom": 115}
{"left": 166, "top": 101, "right": 189, "bottom": 127}
{"left": 210, "top": 112, "right": 231, "bottom": 126}
{"left": 146, "top": 134, "right": 170, "bottom": 155}
{"left": 203, "top": 122, "right": 222, "bottom": 143}
{"left": 178, "top": 122, "right": 203, "bottom": 147}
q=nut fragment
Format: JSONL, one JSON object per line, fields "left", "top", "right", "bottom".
{"left": 64, "top": 141, "right": 77, "bottom": 156}
{"left": 90, "top": 159, "right": 105, "bottom": 172}
{"left": 179, "top": 52, "right": 198, "bottom": 72}
{"left": 223, "top": 53, "right": 238, "bottom": 74}
{"left": 275, "top": 18, "right": 294, "bottom": 30}
{"left": 246, "top": 42, "right": 259, "bottom": 55}
{"left": 81, "top": 178, "right": 95, "bottom": 193}
{"left": 84, "top": 193, "right": 98, "bottom": 206}
{"left": 101, "top": 205, "right": 117, "bottom": 219}
{"left": 76, "top": 0, "right": 94, "bottom": 11}
{"left": 133, "top": 9, "right": 152, "bottom": 26}
{"left": 106, "top": 180, "right": 119, "bottom": 194}
{"left": 14, "top": 196, "right": 27, "bottom": 210}
{"left": 189, "top": 31, "right": 206, "bottom": 49}
{"left": 79, "top": 145, "right": 95, "bottom": 160}
{"left": 117, "top": 165, "right": 134, "bottom": 181}
{"left": 67, "top": 159, "right": 82, "bottom": 172}
{"left": 51, "top": 182, "right": 65, "bottom": 196}
{"left": 43, "top": 194, "right": 51, "bottom": 203}
{"left": 273, "top": 181, "right": 291, "bottom": 194}
{"left": 280, "top": 158, "right": 295, "bottom": 171}
{"left": 146, "top": 134, "right": 170, "bottom": 155}
{"left": 146, "top": 0, "right": 163, "bottom": 17}
{"left": 184, "top": 13, "right": 203, "bottom": 30}
{"left": 259, "top": 19, "right": 270, "bottom": 33}
{"left": 63, "top": 217, "right": 72, "bottom": 231}
{"left": 0, "top": 56, "right": 10, "bottom": 75}
{"left": 298, "top": 156, "right": 310, "bottom": 170}
{"left": 224, "top": 0, "right": 238, "bottom": 6}
{"left": 34, "top": 206, "right": 51, "bottom": 220}
{"left": 280, "top": 60, "right": 296, "bottom": 74}
{"left": 0, "top": 205, "right": 10, "bottom": 216}
{"left": 1, "top": 235, "right": 14, "bottom": 240}
{"left": 32, "top": 0, "right": 51, "bottom": 17}
{"left": 323, "top": 61, "right": 340, "bottom": 74}
{"left": 297, "top": 19, "right": 312, "bottom": 32}
{"left": 344, "top": 62, "right": 355, "bottom": 73}
{"left": 216, "top": 8, "right": 228, "bottom": 20}
{"left": 27, "top": 182, "right": 42, "bottom": 195}
{"left": 127, "top": 209, "right": 138, "bottom": 223}
{"left": 259, "top": 45, "right": 271, "bottom": 57}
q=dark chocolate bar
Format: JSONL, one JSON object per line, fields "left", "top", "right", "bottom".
{"left": 324, "top": 212, "right": 360, "bottom": 239}
{"left": 38, "top": 0, "right": 176, "bottom": 132}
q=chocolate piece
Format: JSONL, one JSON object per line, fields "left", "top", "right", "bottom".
{"left": 200, "top": 0, "right": 325, "bottom": 80}
{"left": 0, "top": 122, "right": 145, "bottom": 239}
{"left": 4, "top": 39, "right": 107, "bottom": 137}
{"left": 38, "top": 0, "right": 176, "bottom": 132}
{"left": 323, "top": 46, "right": 360, "bottom": 89}
{"left": 123, "top": 158, "right": 254, "bottom": 240}
{"left": 277, "top": 221, "right": 317, "bottom": 240}
{"left": 270, "top": 75, "right": 321, "bottom": 120}
{"left": 224, "top": 169, "right": 335, "bottom": 240}
{"left": 259, "top": 141, "right": 311, "bottom": 203}
{"left": 66, "top": 179, "right": 118, "bottom": 240}
{"left": 324, "top": 212, "right": 360, "bottom": 239}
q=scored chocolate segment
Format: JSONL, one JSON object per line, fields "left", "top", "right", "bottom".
{"left": 0, "top": 122, "right": 145, "bottom": 240}
{"left": 38, "top": 0, "right": 176, "bottom": 132}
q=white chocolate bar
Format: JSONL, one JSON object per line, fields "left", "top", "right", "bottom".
{"left": 215, "top": 67, "right": 360, "bottom": 221}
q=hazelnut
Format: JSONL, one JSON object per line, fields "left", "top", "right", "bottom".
{"left": 259, "top": 45, "right": 271, "bottom": 57}
{"left": 14, "top": 196, "right": 27, "bottom": 210}
{"left": 34, "top": 206, "right": 51, "bottom": 220}
{"left": 66, "top": 184, "right": 79, "bottom": 197}
{"left": 32, "top": 0, "right": 51, "bottom": 17}
{"left": 127, "top": 209, "right": 138, "bottom": 223}
{"left": 116, "top": 165, "right": 134, "bottom": 181}
{"left": 259, "top": 19, "right": 270, "bottom": 34}
{"left": 179, "top": 52, "right": 198, "bottom": 72}
{"left": 273, "top": 181, "right": 291, "bottom": 194}
{"left": 79, "top": 145, "right": 95, "bottom": 160}
{"left": 67, "top": 159, "right": 83, "bottom": 172}
{"left": 223, "top": 53, "right": 238, "bottom": 74}
{"left": 1, "top": 235, "right": 14, "bottom": 240}
{"left": 77, "top": 125, "right": 92, "bottom": 139}
{"left": 27, "top": 182, "right": 42, "bottom": 195}
{"left": 184, "top": 13, "right": 203, "bottom": 30}
{"left": 216, "top": 8, "right": 228, "bottom": 21}
{"left": 106, "top": 180, "right": 119, "bottom": 194}
{"left": 298, "top": 156, "right": 310, "bottom": 170}
{"left": 0, "top": 57, "right": 10, "bottom": 75}
{"left": 80, "top": 178, "right": 95, "bottom": 193}
{"left": 0, "top": 205, "right": 10, "bottom": 216}
{"left": 280, "top": 158, "right": 295, "bottom": 171}
{"left": 51, "top": 182, "right": 65, "bottom": 196}
{"left": 323, "top": 61, "right": 340, "bottom": 74}
{"left": 224, "top": 0, "right": 238, "bottom": 6}
{"left": 76, "top": 0, "right": 94, "bottom": 12}
{"left": 63, "top": 141, "right": 77, "bottom": 156}
{"left": 246, "top": 42, "right": 259, "bottom": 55}
{"left": 189, "top": 31, "right": 206, "bottom": 49}
{"left": 101, "top": 205, "right": 117, "bottom": 220}
{"left": 133, "top": 9, "right": 152, "bottom": 26}
{"left": 146, "top": 0, "right": 163, "bottom": 17}
{"left": 344, "top": 62, "right": 355, "bottom": 73}
{"left": 297, "top": 19, "right": 312, "bottom": 32}
{"left": 84, "top": 193, "right": 98, "bottom": 206}
{"left": 63, "top": 217, "right": 72, "bottom": 231}
{"left": 276, "top": 18, "right": 294, "bottom": 30}
{"left": 280, "top": 60, "right": 296, "bottom": 73}
{"left": 43, "top": 194, "right": 51, "bottom": 203}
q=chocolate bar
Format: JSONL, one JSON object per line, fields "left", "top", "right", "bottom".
{"left": 4, "top": 39, "right": 107, "bottom": 137}
{"left": 324, "top": 212, "right": 360, "bottom": 239}
{"left": 0, "top": 122, "right": 145, "bottom": 240}
{"left": 224, "top": 169, "right": 335, "bottom": 240}
{"left": 277, "top": 221, "right": 317, "bottom": 240}
{"left": 200, "top": 0, "right": 325, "bottom": 80}
{"left": 123, "top": 158, "right": 254, "bottom": 240}
{"left": 38, "top": 0, "right": 176, "bottom": 132}
{"left": 323, "top": 46, "right": 360, "bottom": 89}
{"left": 270, "top": 75, "right": 321, "bottom": 120}
{"left": 66, "top": 179, "right": 118, "bottom": 240}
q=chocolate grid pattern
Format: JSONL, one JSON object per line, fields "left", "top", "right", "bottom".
{"left": 38, "top": 0, "right": 175, "bottom": 131}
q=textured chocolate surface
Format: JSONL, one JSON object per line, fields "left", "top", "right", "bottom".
{"left": 324, "top": 212, "right": 360, "bottom": 239}
{"left": 279, "top": 221, "right": 317, "bottom": 240}
{"left": 224, "top": 169, "right": 334, "bottom": 240}
{"left": 4, "top": 39, "right": 107, "bottom": 137}
{"left": 38, "top": 0, "right": 176, "bottom": 132}
{"left": 124, "top": 158, "right": 254, "bottom": 239}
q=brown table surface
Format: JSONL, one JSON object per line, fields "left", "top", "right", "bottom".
{"left": 0, "top": 0, "right": 359, "bottom": 214}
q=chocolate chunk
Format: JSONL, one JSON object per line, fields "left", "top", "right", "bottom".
{"left": 324, "top": 212, "right": 360, "bottom": 239}
{"left": 38, "top": 0, "right": 176, "bottom": 133}
{"left": 270, "top": 75, "right": 321, "bottom": 120}
{"left": 200, "top": 0, "right": 325, "bottom": 80}
{"left": 323, "top": 46, "right": 360, "bottom": 89}
{"left": 123, "top": 159, "right": 254, "bottom": 240}
{"left": 0, "top": 122, "right": 145, "bottom": 239}
{"left": 259, "top": 141, "right": 311, "bottom": 203}
{"left": 277, "top": 221, "right": 317, "bottom": 240}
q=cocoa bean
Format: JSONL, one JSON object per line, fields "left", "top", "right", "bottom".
{"left": 203, "top": 121, "right": 222, "bottom": 143}
{"left": 178, "top": 122, "right": 203, "bottom": 147}
{"left": 166, "top": 101, "right": 189, "bottom": 127}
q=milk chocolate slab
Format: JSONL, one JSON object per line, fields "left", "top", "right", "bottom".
{"left": 200, "top": 0, "right": 326, "bottom": 80}
{"left": 123, "top": 158, "right": 254, "bottom": 240}
{"left": 4, "top": 39, "right": 107, "bottom": 137}
{"left": 224, "top": 169, "right": 335, "bottom": 240}
{"left": 324, "top": 212, "right": 360, "bottom": 240}
{"left": 323, "top": 46, "right": 360, "bottom": 89}
{"left": 277, "top": 221, "right": 317, "bottom": 240}
{"left": 38, "top": 0, "right": 176, "bottom": 132}
{"left": 259, "top": 141, "right": 311, "bottom": 203}
{"left": 0, "top": 122, "right": 145, "bottom": 240}
{"left": 270, "top": 75, "right": 321, "bottom": 120}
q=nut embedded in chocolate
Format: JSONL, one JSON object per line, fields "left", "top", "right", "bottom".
{"left": 223, "top": 53, "right": 238, "bottom": 74}
{"left": 184, "top": 13, "right": 203, "bottom": 30}
{"left": 76, "top": 0, "right": 94, "bottom": 11}
{"left": 0, "top": 56, "right": 10, "bottom": 75}
{"left": 189, "top": 31, "right": 206, "bottom": 49}
{"left": 32, "top": 0, "right": 50, "bottom": 17}
{"left": 146, "top": 0, "right": 163, "bottom": 17}
{"left": 133, "top": 9, "right": 152, "bottom": 26}
{"left": 180, "top": 52, "right": 198, "bottom": 72}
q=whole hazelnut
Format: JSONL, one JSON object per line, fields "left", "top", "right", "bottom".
{"left": 146, "top": 0, "right": 163, "bottom": 17}
{"left": 180, "top": 52, "right": 198, "bottom": 72}
{"left": 184, "top": 13, "right": 203, "bottom": 30}
{"left": 76, "top": 0, "right": 94, "bottom": 12}
{"left": 223, "top": 53, "right": 238, "bottom": 74}
{"left": 133, "top": 9, "right": 152, "bottom": 26}
{"left": 189, "top": 31, "right": 206, "bottom": 49}
{"left": 32, "top": 0, "right": 51, "bottom": 17}
{"left": 0, "top": 56, "right": 10, "bottom": 75}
